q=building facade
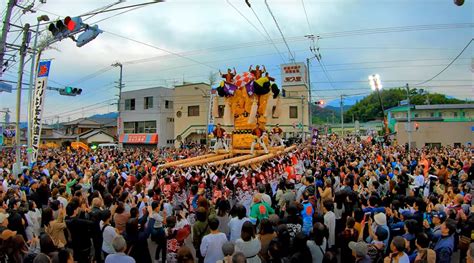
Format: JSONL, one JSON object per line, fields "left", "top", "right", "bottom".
{"left": 387, "top": 104, "right": 474, "bottom": 147}
{"left": 119, "top": 87, "right": 175, "bottom": 148}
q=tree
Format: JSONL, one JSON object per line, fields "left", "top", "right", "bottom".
{"left": 345, "top": 88, "right": 467, "bottom": 122}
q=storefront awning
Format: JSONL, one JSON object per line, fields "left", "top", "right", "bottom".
{"left": 119, "top": 134, "right": 158, "bottom": 144}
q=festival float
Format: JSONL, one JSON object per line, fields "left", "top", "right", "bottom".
{"left": 162, "top": 65, "right": 296, "bottom": 168}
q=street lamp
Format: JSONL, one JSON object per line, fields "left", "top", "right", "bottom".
{"left": 368, "top": 74, "right": 387, "bottom": 135}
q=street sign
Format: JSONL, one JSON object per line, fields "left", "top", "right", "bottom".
{"left": 0, "top": 82, "right": 12, "bottom": 93}
{"left": 400, "top": 100, "right": 408, "bottom": 106}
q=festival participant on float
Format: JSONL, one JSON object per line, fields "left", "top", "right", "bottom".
{"left": 213, "top": 124, "right": 229, "bottom": 153}
{"left": 249, "top": 65, "right": 266, "bottom": 79}
{"left": 250, "top": 123, "right": 269, "bottom": 155}
{"left": 220, "top": 68, "right": 237, "bottom": 84}
{"left": 270, "top": 124, "right": 285, "bottom": 147}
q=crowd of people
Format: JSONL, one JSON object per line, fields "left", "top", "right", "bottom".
{"left": 0, "top": 136, "right": 473, "bottom": 263}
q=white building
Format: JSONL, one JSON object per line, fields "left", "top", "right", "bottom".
{"left": 119, "top": 87, "right": 175, "bottom": 148}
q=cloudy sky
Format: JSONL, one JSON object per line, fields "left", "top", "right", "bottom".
{"left": 0, "top": 0, "right": 472, "bottom": 123}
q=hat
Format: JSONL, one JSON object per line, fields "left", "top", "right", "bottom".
{"left": 348, "top": 241, "right": 368, "bottom": 257}
{"left": 0, "top": 212, "right": 8, "bottom": 223}
{"left": 374, "top": 212, "right": 387, "bottom": 226}
{"left": 432, "top": 211, "right": 447, "bottom": 222}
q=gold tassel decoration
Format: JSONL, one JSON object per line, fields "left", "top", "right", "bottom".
{"left": 273, "top": 97, "right": 281, "bottom": 118}
{"left": 223, "top": 98, "right": 232, "bottom": 125}
{"left": 265, "top": 97, "right": 273, "bottom": 118}
{"left": 212, "top": 96, "right": 219, "bottom": 118}
{"left": 248, "top": 97, "right": 258, "bottom": 124}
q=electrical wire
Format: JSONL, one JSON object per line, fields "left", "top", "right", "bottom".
{"left": 263, "top": 0, "right": 296, "bottom": 62}
{"left": 226, "top": 0, "right": 266, "bottom": 39}
{"left": 103, "top": 30, "right": 217, "bottom": 70}
{"left": 247, "top": 4, "right": 286, "bottom": 62}
{"left": 66, "top": 66, "right": 113, "bottom": 86}
{"left": 414, "top": 38, "right": 473, "bottom": 86}
{"left": 301, "top": 0, "right": 313, "bottom": 34}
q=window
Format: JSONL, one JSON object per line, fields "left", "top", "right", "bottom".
{"left": 144, "top": 96, "right": 153, "bottom": 109}
{"left": 218, "top": 105, "right": 225, "bottom": 118}
{"left": 144, "top": 121, "right": 156, "bottom": 133}
{"left": 176, "top": 111, "right": 182, "bottom": 118}
{"left": 414, "top": 113, "right": 419, "bottom": 118}
{"left": 166, "top": 139, "right": 175, "bottom": 144}
{"left": 453, "top": 112, "right": 458, "bottom": 117}
{"left": 167, "top": 118, "right": 174, "bottom": 123}
{"left": 272, "top": 106, "right": 279, "bottom": 118}
{"left": 188, "top": 105, "right": 200, "bottom": 117}
{"left": 124, "top": 122, "right": 135, "bottom": 134}
{"left": 425, "top": 143, "right": 441, "bottom": 149}
{"left": 289, "top": 106, "right": 298, "bottom": 119}
{"left": 125, "top": 99, "right": 135, "bottom": 110}
{"left": 124, "top": 121, "right": 156, "bottom": 133}
{"left": 430, "top": 112, "right": 435, "bottom": 117}
{"left": 136, "top": 121, "right": 145, "bottom": 133}
{"left": 165, "top": 100, "right": 173, "bottom": 109}
{"left": 439, "top": 112, "right": 444, "bottom": 117}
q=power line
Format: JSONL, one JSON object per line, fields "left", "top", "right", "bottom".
{"left": 66, "top": 66, "right": 113, "bottom": 86}
{"left": 247, "top": 3, "right": 286, "bottom": 62}
{"left": 301, "top": 0, "right": 313, "bottom": 34}
{"left": 414, "top": 38, "right": 473, "bottom": 86}
{"left": 226, "top": 0, "right": 266, "bottom": 39}
{"left": 103, "top": 30, "right": 217, "bottom": 70}
{"left": 263, "top": 0, "right": 296, "bottom": 62}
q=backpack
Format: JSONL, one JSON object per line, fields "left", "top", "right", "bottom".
{"left": 367, "top": 243, "right": 385, "bottom": 263}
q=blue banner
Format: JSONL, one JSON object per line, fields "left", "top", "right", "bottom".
{"left": 37, "top": 61, "right": 51, "bottom": 77}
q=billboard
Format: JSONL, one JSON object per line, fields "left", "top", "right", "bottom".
{"left": 280, "top": 62, "right": 308, "bottom": 86}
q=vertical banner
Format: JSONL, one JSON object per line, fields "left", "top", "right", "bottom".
{"left": 311, "top": 128, "right": 319, "bottom": 145}
{"left": 31, "top": 60, "right": 51, "bottom": 163}
{"left": 117, "top": 116, "right": 122, "bottom": 137}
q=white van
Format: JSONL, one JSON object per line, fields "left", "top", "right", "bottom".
{"left": 97, "top": 143, "right": 119, "bottom": 150}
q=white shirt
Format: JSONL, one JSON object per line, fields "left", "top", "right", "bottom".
{"left": 105, "top": 253, "right": 135, "bottom": 263}
{"left": 307, "top": 238, "right": 327, "bottom": 263}
{"left": 228, "top": 217, "right": 250, "bottom": 242}
{"left": 100, "top": 221, "right": 118, "bottom": 254}
{"left": 200, "top": 232, "right": 228, "bottom": 263}
{"left": 324, "top": 211, "right": 336, "bottom": 248}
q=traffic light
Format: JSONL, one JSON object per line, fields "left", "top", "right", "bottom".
{"left": 315, "top": 100, "right": 325, "bottom": 105}
{"left": 76, "top": 25, "right": 103, "bottom": 47}
{"left": 48, "top": 16, "right": 83, "bottom": 40}
{"left": 59, "top": 86, "right": 82, "bottom": 96}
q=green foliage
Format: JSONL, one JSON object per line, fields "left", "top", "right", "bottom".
{"left": 345, "top": 88, "right": 467, "bottom": 122}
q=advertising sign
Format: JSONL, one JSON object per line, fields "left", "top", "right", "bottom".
{"left": 31, "top": 60, "right": 51, "bottom": 163}
{"left": 280, "top": 62, "right": 307, "bottom": 86}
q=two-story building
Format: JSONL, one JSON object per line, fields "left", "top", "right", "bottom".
{"left": 119, "top": 87, "right": 175, "bottom": 148}
{"left": 387, "top": 104, "right": 474, "bottom": 147}
{"left": 62, "top": 117, "right": 116, "bottom": 145}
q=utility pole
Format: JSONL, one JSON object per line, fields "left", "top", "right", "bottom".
{"left": 301, "top": 96, "right": 305, "bottom": 142}
{"left": 406, "top": 83, "right": 412, "bottom": 157}
{"left": 14, "top": 23, "right": 30, "bottom": 176}
{"left": 340, "top": 94, "right": 344, "bottom": 137}
{"left": 0, "top": 0, "right": 16, "bottom": 76}
{"left": 112, "top": 62, "right": 123, "bottom": 146}
{"left": 306, "top": 58, "right": 312, "bottom": 131}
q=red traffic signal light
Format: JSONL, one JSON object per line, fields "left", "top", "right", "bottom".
{"left": 315, "top": 100, "right": 325, "bottom": 105}
{"left": 64, "top": 16, "right": 76, "bottom": 31}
